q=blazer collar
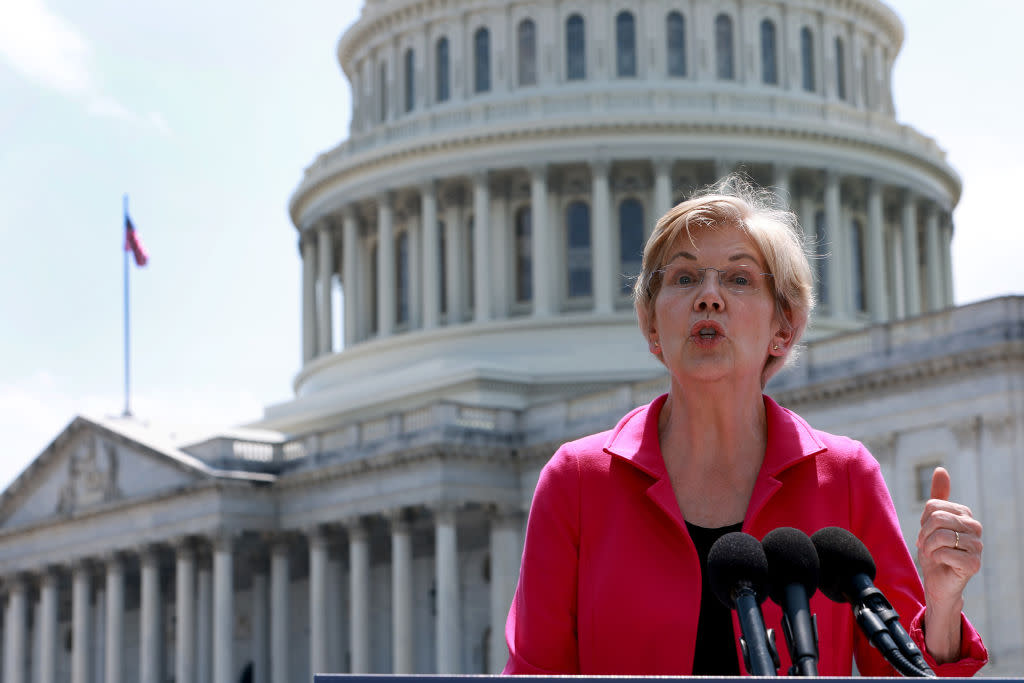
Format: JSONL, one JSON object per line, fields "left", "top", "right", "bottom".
{"left": 604, "top": 394, "right": 827, "bottom": 527}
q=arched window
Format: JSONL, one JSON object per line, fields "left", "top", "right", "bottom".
{"left": 396, "top": 232, "right": 410, "bottom": 324}
{"left": 566, "top": 14, "right": 586, "bottom": 80}
{"left": 616, "top": 11, "right": 636, "bottom": 77}
{"left": 474, "top": 27, "right": 490, "bottom": 93}
{"left": 666, "top": 12, "right": 686, "bottom": 77}
{"left": 514, "top": 207, "right": 532, "bottom": 303}
{"left": 715, "top": 14, "right": 734, "bottom": 80}
{"left": 518, "top": 19, "right": 537, "bottom": 86}
{"left": 851, "top": 219, "right": 866, "bottom": 312}
{"left": 404, "top": 48, "right": 415, "bottom": 112}
{"left": 436, "top": 38, "right": 450, "bottom": 103}
{"left": 566, "top": 202, "right": 592, "bottom": 298}
{"left": 835, "top": 37, "right": 847, "bottom": 101}
{"left": 760, "top": 19, "right": 778, "bottom": 85}
{"left": 801, "top": 27, "right": 815, "bottom": 92}
{"left": 814, "top": 210, "right": 829, "bottom": 308}
{"left": 378, "top": 61, "right": 388, "bottom": 121}
{"left": 619, "top": 199, "right": 645, "bottom": 294}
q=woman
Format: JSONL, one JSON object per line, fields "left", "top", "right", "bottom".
{"left": 503, "top": 176, "right": 987, "bottom": 676}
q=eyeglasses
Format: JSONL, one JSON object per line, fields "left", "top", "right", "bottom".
{"left": 654, "top": 264, "right": 774, "bottom": 295}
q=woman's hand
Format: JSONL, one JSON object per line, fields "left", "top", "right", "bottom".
{"left": 916, "top": 466, "right": 983, "bottom": 663}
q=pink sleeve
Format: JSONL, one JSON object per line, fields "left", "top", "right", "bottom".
{"left": 503, "top": 446, "right": 581, "bottom": 674}
{"left": 846, "top": 443, "right": 988, "bottom": 677}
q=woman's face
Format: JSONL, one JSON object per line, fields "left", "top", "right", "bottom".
{"left": 645, "top": 223, "right": 787, "bottom": 387}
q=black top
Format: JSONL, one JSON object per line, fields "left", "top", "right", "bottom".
{"left": 686, "top": 521, "right": 744, "bottom": 675}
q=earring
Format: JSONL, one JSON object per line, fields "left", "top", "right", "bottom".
{"left": 773, "top": 344, "right": 780, "bottom": 351}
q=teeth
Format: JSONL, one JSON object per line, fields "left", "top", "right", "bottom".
{"left": 699, "top": 329, "right": 716, "bottom": 337}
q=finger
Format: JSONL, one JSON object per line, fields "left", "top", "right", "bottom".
{"left": 930, "top": 466, "right": 951, "bottom": 501}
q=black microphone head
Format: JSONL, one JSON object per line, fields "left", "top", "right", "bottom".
{"left": 707, "top": 531, "right": 770, "bottom": 608}
{"left": 811, "top": 526, "right": 877, "bottom": 603}
{"left": 761, "top": 527, "right": 819, "bottom": 605}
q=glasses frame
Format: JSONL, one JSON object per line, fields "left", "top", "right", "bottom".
{"left": 652, "top": 265, "right": 775, "bottom": 296}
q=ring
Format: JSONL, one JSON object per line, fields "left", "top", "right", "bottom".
{"left": 953, "top": 530, "right": 960, "bottom": 551}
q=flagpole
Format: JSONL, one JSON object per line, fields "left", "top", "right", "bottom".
{"left": 123, "top": 194, "right": 132, "bottom": 418}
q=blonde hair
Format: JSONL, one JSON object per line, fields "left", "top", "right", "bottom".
{"left": 633, "top": 174, "right": 816, "bottom": 384}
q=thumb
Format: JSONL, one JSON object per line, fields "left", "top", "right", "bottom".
{"left": 930, "top": 466, "right": 951, "bottom": 501}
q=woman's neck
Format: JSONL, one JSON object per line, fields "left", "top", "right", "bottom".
{"left": 657, "top": 380, "right": 769, "bottom": 525}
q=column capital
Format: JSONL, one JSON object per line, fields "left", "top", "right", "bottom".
{"left": 527, "top": 163, "right": 548, "bottom": 181}
{"left": 389, "top": 507, "right": 413, "bottom": 533}
{"left": 376, "top": 190, "right": 395, "bottom": 208}
{"left": 343, "top": 516, "right": 370, "bottom": 541}
{"left": 652, "top": 157, "right": 673, "bottom": 175}
{"left": 472, "top": 169, "right": 491, "bottom": 186}
{"left": 430, "top": 502, "right": 460, "bottom": 525}
{"left": 419, "top": 178, "right": 437, "bottom": 196}
{"left": 590, "top": 158, "right": 611, "bottom": 176}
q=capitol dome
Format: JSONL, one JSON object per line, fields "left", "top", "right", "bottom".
{"left": 269, "top": 0, "right": 959, "bottom": 432}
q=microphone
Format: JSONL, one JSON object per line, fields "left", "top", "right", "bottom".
{"left": 762, "top": 527, "right": 820, "bottom": 676}
{"left": 811, "top": 526, "right": 935, "bottom": 678}
{"left": 708, "top": 531, "right": 779, "bottom": 676}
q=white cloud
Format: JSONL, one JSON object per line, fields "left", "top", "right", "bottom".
{"left": 0, "top": 0, "right": 169, "bottom": 133}
{"left": 0, "top": 372, "right": 266, "bottom": 491}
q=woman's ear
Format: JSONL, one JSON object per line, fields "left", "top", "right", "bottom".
{"left": 635, "top": 302, "right": 660, "bottom": 355}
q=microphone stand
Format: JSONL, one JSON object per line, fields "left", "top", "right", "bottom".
{"left": 733, "top": 584, "right": 780, "bottom": 676}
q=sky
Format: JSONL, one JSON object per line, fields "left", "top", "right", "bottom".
{"left": 0, "top": 0, "right": 1021, "bottom": 490}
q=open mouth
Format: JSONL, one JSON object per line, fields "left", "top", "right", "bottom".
{"left": 690, "top": 321, "right": 725, "bottom": 340}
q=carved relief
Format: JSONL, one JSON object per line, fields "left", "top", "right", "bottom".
{"left": 56, "top": 438, "right": 121, "bottom": 515}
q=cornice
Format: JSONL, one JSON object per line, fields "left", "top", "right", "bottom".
{"left": 291, "top": 114, "right": 958, "bottom": 225}
{"left": 771, "top": 341, "right": 1024, "bottom": 410}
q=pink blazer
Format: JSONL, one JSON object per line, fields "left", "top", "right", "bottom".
{"left": 504, "top": 394, "right": 987, "bottom": 676}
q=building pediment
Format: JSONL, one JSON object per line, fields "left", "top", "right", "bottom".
{"left": 0, "top": 416, "right": 217, "bottom": 531}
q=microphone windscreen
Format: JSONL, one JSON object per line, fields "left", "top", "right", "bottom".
{"left": 707, "top": 531, "right": 770, "bottom": 608}
{"left": 762, "top": 526, "right": 820, "bottom": 605}
{"left": 811, "top": 526, "right": 877, "bottom": 603}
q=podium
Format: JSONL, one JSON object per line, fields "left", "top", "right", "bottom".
{"left": 315, "top": 677, "right": 1019, "bottom": 683}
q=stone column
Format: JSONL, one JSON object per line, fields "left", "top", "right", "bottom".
{"left": 197, "top": 555, "right": 213, "bottom": 683}
{"left": 4, "top": 576, "right": 27, "bottom": 683}
{"left": 347, "top": 520, "right": 371, "bottom": 673}
{"left": 489, "top": 509, "right": 522, "bottom": 673}
{"left": 653, "top": 158, "right": 672, "bottom": 220}
{"left": 176, "top": 542, "right": 196, "bottom": 683}
{"left": 924, "top": 202, "right": 944, "bottom": 311}
{"left": 309, "top": 527, "right": 329, "bottom": 677}
{"left": 529, "top": 165, "right": 552, "bottom": 316}
{"left": 301, "top": 233, "right": 317, "bottom": 363}
{"left": 342, "top": 210, "right": 360, "bottom": 347}
{"left": 591, "top": 160, "right": 614, "bottom": 314}
{"left": 251, "top": 566, "right": 268, "bottom": 683}
{"left": 823, "top": 170, "right": 845, "bottom": 317}
{"left": 472, "top": 171, "right": 493, "bottom": 322}
{"left": 39, "top": 569, "right": 58, "bottom": 683}
{"left": 865, "top": 179, "right": 888, "bottom": 322}
{"left": 213, "top": 536, "right": 235, "bottom": 683}
{"left": 318, "top": 220, "right": 335, "bottom": 356}
{"left": 377, "top": 193, "right": 396, "bottom": 337}
{"left": 941, "top": 215, "right": 955, "bottom": 306}
{"left": 444, "top": 197, "right": 464, "bottom": 324}
{"left": 391, "top": 511, "right": 414, "bottom": 673}
{"left": 140, "top": 548, "right": 161, "bottom": 683}
{"left": 105, "top": 556, "right": 124, "bottom": 683}
{"left": 773, "top": 164, "right": 792, "bottom": 210}
{"left": 72, "top": 563, "right": 92, "bottom": 683}
{"left": 269, "top": 539, "right": 290, "bottom": 683}
{"left": 901, "top": 191, "right": 922, "bottom": 317}
{"left": 435, "top": 507, "right": 460, "bottom": 673}
{"left": 420, "top": 182, "right": 440, "bottom": 330}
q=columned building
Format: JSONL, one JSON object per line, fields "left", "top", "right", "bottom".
{"left": 1, "top": 0, "right": 1020, "bottom": 681}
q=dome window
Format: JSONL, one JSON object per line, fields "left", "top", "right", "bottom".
{"left": 566, "top": 15, "right": 586, "bottom": 80}
{"left": 436, "top": 38, "right": 450, "bottom": 103}
{"left": 474, "top": 27, "right": 491, "bottom": 93}
{"left": 616, "top": 12, "right": 637, "bottom": 77}
{"left": 760, "top": 19, "right": 778, "bottom": 85}
{"left": 666, "top": 12, "right": 686, "bottom": 77}
{"left": 715, "top": 14, "right": 735, "bottom": 80}
{"left": 518, "top": 19, "right": 537, "bottom": 86}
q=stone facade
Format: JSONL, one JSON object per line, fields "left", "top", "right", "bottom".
{"left": 1, "top": 1, "right": 1020, "bottom": 682}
